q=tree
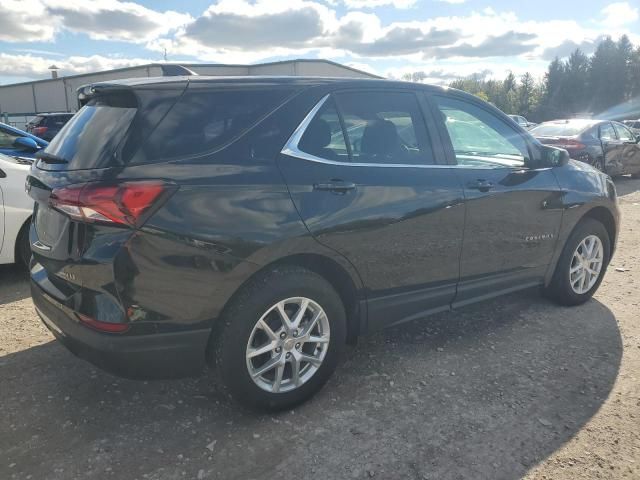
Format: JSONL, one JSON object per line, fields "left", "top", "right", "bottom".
{"left": 517, "top": 72, "right": 537, "bottom": 117}
{"left": 564, "top": 49, "right": 590, "bottom": 114}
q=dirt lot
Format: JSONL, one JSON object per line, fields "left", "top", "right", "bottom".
{"left": 1, "top": 178, "right": 639, "bottom": 480}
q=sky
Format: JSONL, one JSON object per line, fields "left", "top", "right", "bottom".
{"left": 0, "top": 0, "right": 638, "bottom": 85}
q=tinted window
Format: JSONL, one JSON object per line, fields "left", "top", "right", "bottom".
{"left": 298, "top": 98, "right": 349, "bottom": 161}
{"left": 434, "top": 96, "right": 527, "bottom": 168}
{"left": 142, "top": 87, "right": 295, "bottom": 161}
{"left": 530, "top": 122, "right": 590, "bottom": 137}
{"left": 614, "top": 123, "right": 635, "bottom": 141}
{"left": 599, "top": 123, "right": 616, "bottom": 140}
{"left": 335, "top": 91, "right": 434, "bottom": 165}
{"left": 44, "top": 92, "right": 137, "bottom": 170}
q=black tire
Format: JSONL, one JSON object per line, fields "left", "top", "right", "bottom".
{"left": 544, "top": 218, "right": 610, "bottom": 306}
{"left": 16, "top": 222, "right": 31, "bottom": 268}
{"left": 212, "top": 266, "right": 346, "bottom": 411}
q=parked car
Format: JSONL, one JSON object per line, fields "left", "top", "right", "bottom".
{"left": 0, "top": 122, "right": 48, "bottom": 159}
{"left": 28, "top": 77, "right": 619, "bottom": 410}
{"left": 0, "top": 153, "right": 33, "bottom": 266}
{"left": 531, "top": 119, "right": 640, "bottom": 177}
{"left": 26, "top": 113, "right": 74, "bottom": 141}
{"left": 508, "top": 114, "right": 537, "bottom": 130}
{"left": 622, "top": 119, "right": 640, "bottom": 135}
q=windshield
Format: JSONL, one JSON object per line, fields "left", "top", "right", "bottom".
{"left": 530, "top": 123, "right": 589, "bottom": 137}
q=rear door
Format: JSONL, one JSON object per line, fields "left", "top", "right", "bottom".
{"left": 429, "top": 94, "right": 563, "bottom": 305}
{"left": 599, "top": 122, "right": 625, "bottom": 175}
{"left": 613, "top": 122, "right": 640, "bottom": 175}
{"left": 279, "top": 89, "right": 465, "bottom": 329}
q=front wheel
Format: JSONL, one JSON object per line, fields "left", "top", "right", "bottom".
{"left": 212, "top": 266, "right": 346, "bottom": 411}
{"left": 544, "top": 218, "right": 610, "bottom": 306}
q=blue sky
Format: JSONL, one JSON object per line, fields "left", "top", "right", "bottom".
{"left": 0, "top": 0, "right": 638, "bottom": 85}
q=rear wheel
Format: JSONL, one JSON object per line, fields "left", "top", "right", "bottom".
{"left": 544, "top": 218, "right": 610, "bottom": 306}
{"left": 213, "top": 266, "right": 346, "bottom": 411}
{"left": 16, "top": 222, "right": 31, "bottom": 268}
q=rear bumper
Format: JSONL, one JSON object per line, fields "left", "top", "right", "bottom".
{"left": 31, "top": 281, "right": 210, "bottom": 379}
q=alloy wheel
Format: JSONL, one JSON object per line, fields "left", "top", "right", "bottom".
{"left": 246, "top": 297, "right": 330, "bottom": 393}
{"left": 569, "top": 235, "right": 604, "bottom": 294}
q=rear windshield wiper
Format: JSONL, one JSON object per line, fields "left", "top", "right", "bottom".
{"left": 35, "top": 151, "right": 68, "bottom": 164}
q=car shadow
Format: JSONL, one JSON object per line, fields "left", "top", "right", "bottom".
{"left": 0, "top": 291, "right": 622, "bottom": 480}
{"left": 0, "top": 264, "right": 29, "bottom": 305}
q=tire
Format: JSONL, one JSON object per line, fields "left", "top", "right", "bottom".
{"left": 212, "top": 266, "right": 347, "bottom": 411}
{"left": 544, "top": 218, "right": 610, "bottom": 306}
{"left": 16, "top": 222, "right": 31, "bottom": 268}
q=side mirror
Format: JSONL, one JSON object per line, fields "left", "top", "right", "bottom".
{"left": 542, "top": 145, "right": 570, "bottom": 167}
{"left": 13, "top": 136, "right": 40, "bottom": 151}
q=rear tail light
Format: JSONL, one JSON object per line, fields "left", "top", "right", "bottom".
{"left": 552, "top": 138, "right": 586, "bottom": 150}
{"left": 32, "top": 126, "right": 48, "bottom": 137}
{"left": 77, "top": 313, "right": 129, "bottom": 333}
{"left": 49, "top": 180, "right": 176, "bottom": 227}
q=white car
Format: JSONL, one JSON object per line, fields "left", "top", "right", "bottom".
{"left": 0, "top": 153, "right": 33, "bottom": 266}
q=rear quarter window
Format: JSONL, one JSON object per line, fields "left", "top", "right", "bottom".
{"left": 136, "top": 86, "right": 297, "bottom": 162}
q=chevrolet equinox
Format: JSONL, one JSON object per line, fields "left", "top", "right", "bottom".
{"left": 28, "top": 77, "right": 619, "bottom": 410}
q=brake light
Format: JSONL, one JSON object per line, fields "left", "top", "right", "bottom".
{"left": 553, "top": 138, "right": 586, "bottom": 150}
{"left": 32, "top": 126, "right": 48, "bottom": 137}
{"left": 77, "top": 313, "right": 129, "bottom": 333}
{"left": 49, "top": 180, "right": 175, "bottom": 227}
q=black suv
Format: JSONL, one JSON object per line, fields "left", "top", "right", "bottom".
{"left": 28, "top": 77, "right": 619, "bottom": 410}
{"left": 26, "top": 113, "right": 74, "bottom": 141}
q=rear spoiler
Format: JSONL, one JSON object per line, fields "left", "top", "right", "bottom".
{"left": 77, "top": 64, "right": 196, "bottom": 106}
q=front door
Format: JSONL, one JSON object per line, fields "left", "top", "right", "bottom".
{"left": 599, "top": 122, "right": 625, "bottom": 175}
{"left": 430, "top": 94, "right": 564, "bottom": 306}
{"left": 278, "top": 89, "right": 465, "bottom": 329}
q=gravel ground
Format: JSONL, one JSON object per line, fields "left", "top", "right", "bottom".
{"left": 1, "top": 177, "right": 639, "bottom": 480}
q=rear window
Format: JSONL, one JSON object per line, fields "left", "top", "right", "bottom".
{"left": 28, "top": 116, "right": 45, "bottom": 127}
{"left": 42, "top": 92, "right": 138, "bottom": 170}
{"left": 530, "top": 123, "right": 589, "bottom": 137}
{"left": 135, "top": 87, "right": 295, "bottom": 162}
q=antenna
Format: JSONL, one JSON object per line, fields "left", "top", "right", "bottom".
{"left": 163, "top": 48, "right": 168, "bottom": 62}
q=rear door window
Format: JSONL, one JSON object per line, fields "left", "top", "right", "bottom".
{"left": 298, "top": 97, "right": 349, "bottom": 161}
{"left": 334, "top": 90, "right": 434, "bottom": 165}
{"left": 599, "top": 123, "right": 617, "bottom": 141}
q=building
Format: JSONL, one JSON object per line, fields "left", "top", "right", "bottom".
{"left": 0, "top": 59, "right": 379, "bottom": 129}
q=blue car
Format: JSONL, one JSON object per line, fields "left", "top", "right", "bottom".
{"left": 0, "top": 122, "right": 48, "bottom": 158}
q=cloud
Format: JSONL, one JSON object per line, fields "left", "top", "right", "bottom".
{"left": 183, "top": 4, "right": 325, "bottom": 49}
{"left": 0, "top": 53, "right": 154, "bottom": 79}
{"left": 44, "top": 0, "right": 192, "bottom": 43}
{"left": 601, "top": 2, "right": 639, "bottom": 28}
{"left": 541, "top": 36, "right": 606, "bottom": 60}
{"left": 341, "top": 0, "right": 417, "bottom": 8}
{"left": 438, "top": 0, "right": 466, "bottom": 3}
{"left": 0, "top": 1, "right": 58, "bottom": 42}
{"left": 427, "top": 31, "right": 538, "bottom": 59}
{"left": 345, "top": 26, "right": 460, "bottom": 56}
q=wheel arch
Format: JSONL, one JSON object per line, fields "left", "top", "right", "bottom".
{"left": 581, "top": 206, "right": 616, "bottom": 257}
{"left": 206, "top": 252, "right": 365, "bottom": 366}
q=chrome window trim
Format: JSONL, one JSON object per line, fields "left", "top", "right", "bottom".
{"left": 280, "top": 94, "right": 527, "bottom": 170}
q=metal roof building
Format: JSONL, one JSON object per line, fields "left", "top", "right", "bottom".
{"left": 0, "top": 59, "right": 378, "bottom": 127}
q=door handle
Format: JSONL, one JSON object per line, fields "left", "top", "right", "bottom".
{"left": 467, "top": 179, "right": 494, "bottom": 192}
{"left": 314, "top": 180, "right": 357, "bottom": 193}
